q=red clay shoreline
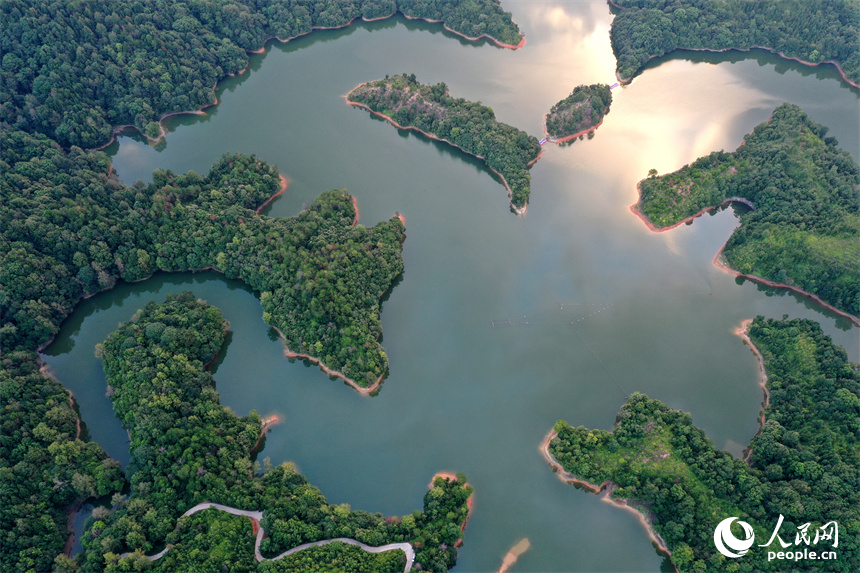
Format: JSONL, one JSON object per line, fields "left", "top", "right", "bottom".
{"left": 539, "top": 431, "right": 677, "bottom": 571}
{"left": 345, "top": 86, "right": 536, "bottom": 215}
{"left": 86, "top": 14, "right": 523, "bottom": 151}
{"left": 255, "top": 175, "right": 288, "bottom": 214}
{"left": 614, "top": 42, "right": 858, "bottom": 90}
{"left": 269, "top": 325, "right": 386, "bottom": 394}
{"left": 607, "top": 0, "right": 858, "bottom": 89}
{"left": 629, "top": 184, "right": 755, "bottom": 233}
{"left": 735, "top": 319, "right": 770, "bottom": 464}
{"left": 542, "top": 114, "right": 605, "bottom": 144}
{"left": 430, "top": 472, "right": 474, "bottom": 548}
{"left": 630, "top": 184, "right": 860, "bottom": 326}
{"left": 712, "top": 246, "right": 860, "bottom": 327}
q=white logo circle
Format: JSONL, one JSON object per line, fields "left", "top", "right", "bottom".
{"left": 714, "top": 517, "right": 755, "bottom": 558}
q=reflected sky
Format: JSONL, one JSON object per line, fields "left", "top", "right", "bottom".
{"left": 45, "top": 2, "right": 859, "bottom": 570}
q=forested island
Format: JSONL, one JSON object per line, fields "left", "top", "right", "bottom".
{"left": 608, "top": 0, "right": 860, "bottom": 87}
{"left": 545, "top": 317, "right": 860, "bottom": 572}
{"left": 544, "top": 84, "right": 613, "bottom": 143}
{"left": 347, "top": 74, "right": 541, "bottom": 213}
{"left": 0, "top": 129, "right": 410, "bottom": 570}
{"left": 0, "top": 0, "right": 522, "bottom": 149}
{"left": 633, "top": 103, "right": 860, "bottom": 321}
{"left": 70, "top": 292, "right": 473, "bottom": 571}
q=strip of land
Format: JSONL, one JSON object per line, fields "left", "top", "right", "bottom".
{"left": 347, "top": 74, "right": 541, "bottom": 214}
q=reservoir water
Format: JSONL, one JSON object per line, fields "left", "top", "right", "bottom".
{"left": 42, "top": 2, "right": 859, "bottom": 570}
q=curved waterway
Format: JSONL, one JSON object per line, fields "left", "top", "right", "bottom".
{"left": 43, "top": 2, "right": 858, "bottom": 571}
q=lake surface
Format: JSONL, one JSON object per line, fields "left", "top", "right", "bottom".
{"left": 43, "top": 2, "right": 859, "bottom": 570}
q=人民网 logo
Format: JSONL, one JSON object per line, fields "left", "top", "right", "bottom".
{"left": 714, "top": 517, "right": 756, "bottom": 558}
{"left": 713, "top": 515, "right": 839, "bottom": 562}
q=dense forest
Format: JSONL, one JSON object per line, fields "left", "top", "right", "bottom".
{"left": 79, "top": 293, "right": 473, "bottom": 571}
{"left": 544, "top": 84, "right": 613, "bottom": 141}
{"left": 0, "top": 129, "right": 408, "bottom": 571}
{"left": 608, "top": 0, "right": 860, "bottom": 86}
{"left": 348, "top": 73, "right": 541, "bottom": 211}
{"left": 0, "top": 0, "right": 521, "bottom": 149}
{"left": 548, "top": 317, "right": 860, "bottom": 572}
{"left": 635, "top": 103, "right": 860, "bottom": 318}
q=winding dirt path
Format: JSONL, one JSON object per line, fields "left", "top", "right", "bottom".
{"left": 116, "top": 492, "right": 458, "bottom": 570}
{"left": 345, "top": 90, "right": 536, "bottom": 215}
{"left": 539, "top": 431, "right": 677, "bottom": 571}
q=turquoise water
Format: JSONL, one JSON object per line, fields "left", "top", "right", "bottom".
{"left": 45, "top": 3, "right": 859, "bottom": 570}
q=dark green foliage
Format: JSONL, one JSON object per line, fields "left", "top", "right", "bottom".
{"left": 637, "top": 103, "right": 860, "bottom": 317}
{"left": 545, "top": 84, "right": 613, "bottom": 140}
{"left": 258, "top": 541, "right": 406, "bottom": 572}
{"left": 609, "top": 0, "right": 860, "bottom": 85}
{"left": 81, "top": 294, "right": 473, "bottom": 572}
{"left": 0, "top": 0, "right": 521, "bottom": 148}
{"left": 0, "top": 352, "right": 125, "bottom": 573}
{"left": 0, "top": 128, "right": 404, "bottom": 570}
{"left": 0, "top": 127, "right": 404, "bottom": 385}
{"left": 548, "top": 317, "right": 860, "bottom": 572}
{"left": 348, "top": 74, "right": 541, "bottom": 210}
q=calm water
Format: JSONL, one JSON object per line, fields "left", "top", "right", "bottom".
{"left": 44, "top": 2, "right": 859, "bottom": 570}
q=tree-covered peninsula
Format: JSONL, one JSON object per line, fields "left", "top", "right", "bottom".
{"left": 544, "top": 84, "right": 613, "bottom": 142}
{"left": 0, "top": 128, "right": 408, "bottom": 571}
{"left": 79, "top": 292, "right": 473, "bottom": 572}
{"left": 0, "top": 0, "right": 522, "bottom": 149}
{"left": 633, "top": 103, "right": 860, "bottom": 321}
{"left": 608, "top": 0, "right": 860, "bottom": 87}
{"left": 545, "top": 317, "right": 860, "bottom": 572}
{"left": 347, "top": 74, "right": 542, "bottom": 213}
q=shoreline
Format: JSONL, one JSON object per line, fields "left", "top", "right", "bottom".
{"left": 497, "top": 538, "right": 530, "bottom": 573}
{"left": 86, "top": 14, "right": 523, "bottom": 152}
{"left": 615, "top": 43, "right": 858, "bottom": 90}
{"left": 630, "top": 185, "right": 859, "bottom": 325}
{"left": 539, "top": 431, "right": 677, "bottom": 569}
{"left": 608, "top": 0, "right": 858, "bottom": 89}
{"left": 269, "top": 325, "right": 386, "bottom": 394}
{"left": 629, "top": 184, "right": 755, "bottom": 233}
{"left": 345, "top": 88, "right": 534, "bottom": 215}
{"left": 255, "top": 175, "right": 289, "bottom": 215}
{"left": 711, "top": 246, "right": 860, "bottom": 327}
{"left": 251, "top": 415, "right": 281, "bottom": 454}
{"left": 430, "top": 472, "right": 474, "bottom": 548}
{"left": 350, "top": 196, "right": 360, "bottom": 226}
{"left": 734, "top": 319, "right": 769, "bottom": 464}
{"left": 543, "top": 115, "right": 605, "bottom": 144}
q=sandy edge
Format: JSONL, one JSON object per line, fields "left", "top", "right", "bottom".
{"left": 539, "top": 431, "right": 677, "bottom": 570}
{"left": 497, "top": 538, "right": 530, "bottom": 573}
{"left": 430, "top": 472, "right": 474, "bottom": 549}
{"left": 629, "top": 184, "right": 755, "bottom": 233}
{"left": 712, "top": 245, "right": 860, "bottom": 326}
{"left": 34, "top": 176, "right": 288, "bottom": 555}
{"left": 610, "top": 29, "right": 859, "bottom": 90}
{"left": 734, "top": 319, "right": 770, "bottom": 464}
{"left": 345, "top": 85, "right": 537, "bottom": 215}
{"left": 630, "top": 182, "right": 860, "bottom": 326}
{"left": 87, "top": 14, "right": 524, "bottom": 151}
{"left": 542, "top": 115, "right": 605, "bottom": 144}
{"left": 255, "top": 176, "right": 288, "bottom": 214}
{"left": 269, "top": 325, "right": 385, "bottom": 395}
